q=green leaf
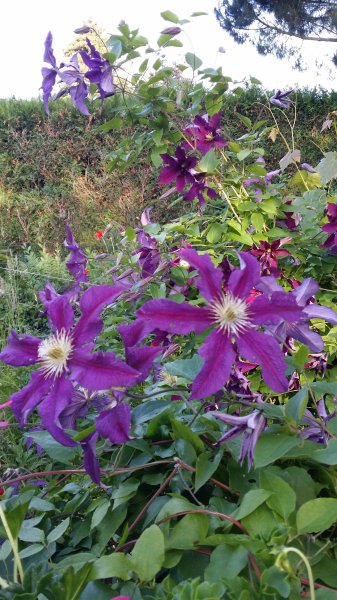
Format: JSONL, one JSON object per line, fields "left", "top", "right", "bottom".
{"left": 236, "top": 113, "right": 252, "bottom": 128}
{"left": 237, "top": 149, "right": 251, "bottom": 161}
{"left": 90, "top": 553, "right": 132, "bottom": 581}
{"left": 254, "top": 433, "right": 300, "bottom": 468}
{"left": 166, "top": 355, "right": 204, "bottom": 380}
{"left": 205, "top": 545, "right": 248, "bottom": 581}
{"left": 131, "top": 524, "right": 165, "bottom": 581}
{"left": 166, "top": 514, "right": 209, "bottom": 550}
{"left": 285, "top": 388, "right": 308, "bottom": 424}
{"left": 190, "top": 11, "right": 208, "bottom": 16}
{"left": 19, "top": 544, "right": 44, "bottom": 559}
{"left": 260, "top": 471, "right": 296, "bottom": 519}
{"left": 195, "top": 448, "right": 224, "bottom": 492}
{"left": 47, "top": 518, "right": 70, "bottom": 544}
{"left": 261, "top": 565, "right": 291, "bottom": 598}
{"left": 91, "top": 500, "right": 110, "bottom": 530}
{"left": 185, "top": 52, "right": 202, "bottom": 70}
{"left": 250, "top": 212, "right": 264, "bottom": 232}
{"left": 160, "top": 10, "right": 179, "bottom": 23}
{"left": 297, "top": 498, "right": 337, "bottom": 534}
{"left": 27, "top": 431, "right": 79, "bottom": 465}
{"left": 19, "top": 526, "right": 45, "bottom": 543}
{"left": 233, "top": 489, "right": 272, "bottom": 520}
{"left": 316, "top": 151, "right": 337, "bottom": 184}
{"left": 198, "top": 149, "right": 219, "bottom": 174}
{"left": 171, "top": 418, "right": 204, "bottom": 451}
{"left": 206, "top": 223, "right": 223, "bottom": 244}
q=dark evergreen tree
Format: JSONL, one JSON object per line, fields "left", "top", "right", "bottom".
{"left": 215, "top": 1, "right": 337, "bottom": 68}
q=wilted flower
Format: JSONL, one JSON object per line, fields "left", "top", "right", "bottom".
{"left": 214, "top": 407, "right": 267, "bottom": 469}
{"left": 269, "top": 89, "right": 293, "bottom": 109}
{"left": 300, "top": 399, "right": 335, "bottom": 444}
{"left": 74, "top": 25, "right": 92, "bottom": 34}
{"left": 138, "top": 250, "right": 303, "bottom": 397}
{"left": 64, "top": 224, "right": 88, "bottom": 286}
{"left": 160, "top": 27, "right": 182, "bottom": 35}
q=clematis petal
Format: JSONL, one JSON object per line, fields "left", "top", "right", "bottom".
{"left": 303, "top": 304, "right": 337, "bottom": 325}
{"left": 73, "top": 284, "right": 130, "bottom": 346}
{"left": 137, "top": 299, "right": 212, "bottom": 335}
{"left": 81, "top": 432, "right": 100, "bottom": 484}
{"left": 237, "top": 329, "right": 288, "bottom": 392}
{"left": 257, "top": 276, "right": 283, "bottom": 295}
{"left": 125, "top": 346, "right": 162, "bottom": 382}
{"left": 95, "top": 403, "right": 132, "bottom": 444}
{"left": 47, "top": 295, "right": 74, "bottom": 332}
{"left": 69, "top": 80, "right": 90, "bottom": 116}
{"left": 10, "top": 371, "right": 51, "bottom": 425}
{"left": 293, "top": 278, "right": 319, "bottom": 306}
{"left": 41, "top": 67, "right": 57, "bottom": 113}
{"left": 118, "top": 320, "right": 153, "bottom": 347}
{"left": 69, "top": 349, "right": 140, "bottom": 390}
{"left": 190, "top": 330, "right": 235, "bottom": 400}
{"left": 39, "top": 376, "right": 77, "bottom": 447}
{"left": 250, "top": 292, "right": 302, "bottom": 325}
{"left": 287, "top": 323, "right": 324, "bottom": 352}
{"left": 228, "top": 252, "right": 261, "bottom": 299}
{"left": 179, "top": 249, "right": 223, "bottom": 302}
{"left": 0, "top": 330, "right": 41, "bottom": 366}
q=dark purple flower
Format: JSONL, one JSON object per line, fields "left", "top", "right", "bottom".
{"left": 183, "top": 173, "right": 218, "bottom": 206}
{"left": 137, "top": 250, "right": 304, "bottom": 397}
{"left": 80, "top": 39, "right": 114, "bottom": 100}
{"left": 182, "top": 112, "right": 227, "bottom": 155}
{"left": 64, "top": 223, "right": 88, "bottom": 286}
{"left": 300, "top": 399, "right": 335, "bottom": 444}
{"left": 74, "top": 25, "right": 92, "bottom": 34}
{"left": 134, "top": 230, "right": 161, "bottom": 278}
{"left": 269, "top": 90, "right": 293, "bottom": 109}
{"left": 250, "top": 238, "right": 292, "bottom": 276}
{"left": 214, "top": 408, "right": 266, "bottom": 468}
{"left": 321, "top": 203, "right": 337, "bottom": 253}
{"left": 0, "top": 286, "right": 139, "bottom": 446}
{"left": 159, "top": 146, "right": 197, "bottom": 192}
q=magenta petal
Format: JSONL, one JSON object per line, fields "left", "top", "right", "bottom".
{"left": 81, "top": 432, "right": 100, "bottom": 484}
{"left": 0, "top": 330, "right": 41, "bottom": 366}
{"left": 11, "top": 371, "right": 51, "bottom": 425}
{"left": 39, "top": 376, "right": 77, "bottom": 447}
{"left": 179, "top": 249, "right": 223, "bottom": 302}
{"left": 237, "top": 329, "right": 288, "bottom": 393}
{"left": 118, "top": 320, "right": 153, "bottom": 347}
{"left": 73, "top": 284, "right": 130, "bottom": 345}
{"left": 293, "top": 278, "right": 319, "bottom": 306}
{"left": 125, "top": 346, "right": 162, "bottom": 382}
{"left": 228, "top": 252, "right": 261, "bottom": 299}
{"left": 190, "top": 330, "right": 235, "bottom": 400}
{"left": 287, "top": 323, "right": 324, "bottom": 352}
{"left": 137, "top": 299, "right": 212, "bottom": 334}
{"left": 69, "top": 349, "right": 140, "bottom": 390}
{"left": 47, "top": 296, "right": 74, "bottom": 332}
{"left": 250, "top": 292, "right": 302, "bottom": 325}
{"left": 95, "top": 403, "right": 132, "bottom": 444}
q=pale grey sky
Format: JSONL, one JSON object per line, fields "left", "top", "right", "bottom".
{"left": 2, "top": 0, "right": 335, "bottom": 99}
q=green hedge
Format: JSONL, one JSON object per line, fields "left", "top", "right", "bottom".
{"left": 0, "top": 88, "right": 336, "bottom": 249}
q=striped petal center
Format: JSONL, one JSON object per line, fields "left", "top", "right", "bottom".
{"left": 209, "top": 292, "right": 251, "bottom": 336}
{"left": 38, "top": 329, "right": 73, "bottom": 378}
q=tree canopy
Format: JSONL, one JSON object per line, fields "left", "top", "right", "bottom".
{"left": 215, "top": 0, "right": 337, "bottom": 68}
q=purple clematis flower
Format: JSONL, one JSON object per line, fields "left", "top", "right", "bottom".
{"left": 182, "top": 112, "right": 227, "bottom": 155}
{"left": 159, "top": 146, "right": 197, "bottom": 192}
{"left": 64, "top": 223, "right": 88, "bottom": 286}
{"left": 259, "top": 277, "right": 337, "bottom": 352}
{"left": 269, "top": 89, "right": 293, "bottom": 109}
{"left": 214, "top": 408, "right": 267, "bottom": 469}
{"left": 183, "top": 173, "right": 218, "bottom": 206}
{"left": 300, "top": 399, "right": 335, "bottom": 444}
{"left": 0, "top": 285, "right": 139, "bottom": 446}
{"left": 321, "top": 203, "right": 337, "bottom": 254}
{"left": 137, "top": 249, "right": 304, "bottom": 398}
{"left": 80, "top": 39, "right": 114, "bottom": 101}
{"left": 250, "top": 238, "right": 292, "bottom": 276}
{"left": 41, "top": 32, "right": 58, "bottom": 113}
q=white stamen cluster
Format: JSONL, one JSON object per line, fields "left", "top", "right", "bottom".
{"left": 209, "top": 292, "right": 251, "bottom": 336}
{"left": 38, "top": 329, "right": 73, "bottom": 378}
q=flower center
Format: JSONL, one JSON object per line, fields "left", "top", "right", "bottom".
{"left": 209, "top": 292, "right": 251, "bottom": 336}
{"left": 205, "top": 132, "right": 214, "bottom": 140}
{"left": 38, "top": 329, "right": 73, "bottom": 378}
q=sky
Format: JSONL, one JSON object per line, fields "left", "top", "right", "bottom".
{"left": 2, "top": 0, "right": 336, "bottom": 99}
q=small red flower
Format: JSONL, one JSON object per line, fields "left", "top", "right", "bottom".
{"left": 95, "top": 230, "right": 103, "bottom": 240}
{"left": 0, "top": 488, "right": 4, "bottom": 496}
